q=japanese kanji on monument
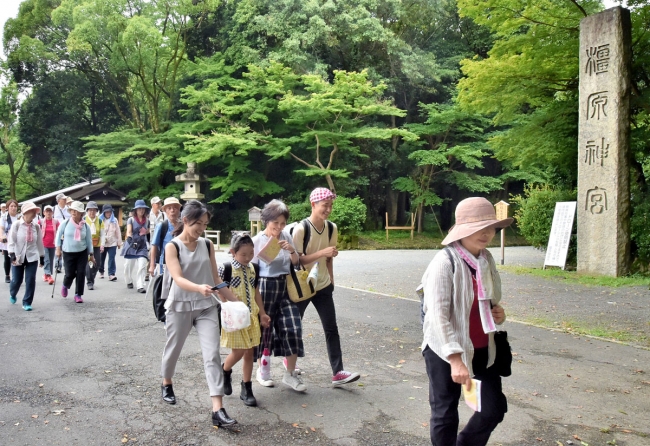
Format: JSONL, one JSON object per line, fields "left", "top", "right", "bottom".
{"left": 577, "top": 7, "right": 632, "bottom": 276}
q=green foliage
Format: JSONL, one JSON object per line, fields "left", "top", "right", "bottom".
{"left": 0, "top": 79, "right": 32, "bottom": 200}
{"left": 394, "top": 103, "right": 504, "bottom": 218}
{"left": 456, "top": 0, "right": 601, "bottom": 186}
{"left": 329, "top": 196, "right": 367, "bottom": 235}
{"left": 511, "top": 186, "right": 576, "bottom": 251}
{"left": 286, "top": 195, "right": 367, "bottom": 235}
{"left": 180, "top": 57, "right": 416, "bottom": 200}
{"left": 286, "top": 200, "right": 312, "bottom": 223}
{"left": 630, "top": 185, "right": 650, "bottom": 265}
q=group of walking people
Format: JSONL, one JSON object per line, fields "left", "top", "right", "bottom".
{"left": 157, "top": 188, "right": 360, "bottom": 428}
{"left": 3, "top": 185, "right": 512, "bottom": 444}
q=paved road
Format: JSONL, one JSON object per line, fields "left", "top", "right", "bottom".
{"left": 0, "top": 249, "right": 648, "bottom": 445}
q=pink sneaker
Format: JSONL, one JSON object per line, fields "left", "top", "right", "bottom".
{"left": 74, "top": 295, "right": 84, "bottom": 303}
{"left": 332, "top": 370, "right": 360, "bottom": 386}
{"left": 61, "top": 286, "right": 68, "bottom": 298}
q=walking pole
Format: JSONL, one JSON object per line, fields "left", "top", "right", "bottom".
{"left": 50, "top": 255, "right": 61, "bottom": 298}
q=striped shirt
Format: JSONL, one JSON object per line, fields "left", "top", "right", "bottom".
{"left": 420, "top": 247, "right": 503, "bottom": 376}
{"left": 8, "top": 219, "right": 45, "bottom": 264}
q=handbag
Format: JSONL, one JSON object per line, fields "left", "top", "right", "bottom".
{"left": 492, "top": 330, "right": 512, "bottom": 377}
{"left": 221, "top": 301, "right": 252, "bottom": 332}
{"left": 285, "top": 263, "right": 315, "bottom": 303}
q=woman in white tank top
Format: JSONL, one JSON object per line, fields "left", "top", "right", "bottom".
{"left": 160, "top": 200, "right": 241, "bottom": 428}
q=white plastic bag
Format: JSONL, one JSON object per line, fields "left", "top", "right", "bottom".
{"left": 221, "top": 301, "right": 251, "bottom": 332}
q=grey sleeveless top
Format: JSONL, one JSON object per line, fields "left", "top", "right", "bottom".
{"left": 167, "top": 236, "right": 216, "bottom": 312}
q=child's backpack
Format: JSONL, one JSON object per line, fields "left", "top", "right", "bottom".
{"left": 221, "top": 262, "right": 260, "bottom": 288}
{"left": 288, "top": 219, "right": 334, "bottom": 254}
{"left": 418, "top": 247, "right": 455, "bottom": 325}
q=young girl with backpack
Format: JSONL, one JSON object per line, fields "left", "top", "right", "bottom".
{"left": 219, "top": 233, "right": 271, "bottom": 407}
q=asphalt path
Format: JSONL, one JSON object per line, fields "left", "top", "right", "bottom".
{"left": 0, "top": 248, "right": 648, "bottom": 445}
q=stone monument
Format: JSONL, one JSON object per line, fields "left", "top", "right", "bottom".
{"left": 577, "top": 7, "right": 631, "bottom": 277}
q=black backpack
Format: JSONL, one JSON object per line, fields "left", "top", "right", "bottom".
{"left": 152, "top": 238, "right": 211, "bottom": 322}
{"left": 221, "top": 262, "right": 260, "bottom": 288}
{"left": 289, "top": 219, "right": 334, "bottom": 254}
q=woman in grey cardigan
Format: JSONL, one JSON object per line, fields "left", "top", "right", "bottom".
{"left": 159, "top": 200, "right": 241, "bottom": 428}
{"left": 421, "top": 197, "right": 512, "bottom": 446}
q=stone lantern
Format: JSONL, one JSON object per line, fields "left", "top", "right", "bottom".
{"left": 248, "top": 206, "right": 262, "bottom": 236}
{"left": 175, "top": 162, "right": 206, "bottom": 200}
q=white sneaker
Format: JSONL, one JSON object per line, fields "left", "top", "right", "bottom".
{"left": 256, "top": 367, "right": 274, "bottom": 387}
{"left": 282, "top": 370, "right": 306, "bottom": 392}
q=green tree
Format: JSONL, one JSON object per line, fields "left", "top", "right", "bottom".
{"left": 275, "top": 69, "right": 417, "bottom": 193}
{"left": 180, "top": 58, "right": 416, "bottom": 200}
{"left": 393, "top": 103, "right": 505, "bottom": 231}
{"left": 0, "top": 80, "right": 31, "bottom": 200}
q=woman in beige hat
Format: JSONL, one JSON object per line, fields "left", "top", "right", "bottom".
{"left": 420, "top": 197, "right": 512, "bottom": 446}
{"left": 7, "top": 202, "right": 44, "bottom": 311}
{"left": 55, "top": 201, "right": 95, "bottom": 303}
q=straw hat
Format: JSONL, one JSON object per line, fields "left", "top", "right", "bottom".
{"left": 69, "top": 201, "right": 85, "bottom": 213}
{"left": 162, "top": 197, "right": 181, "bottom": 209}
{"left": 441, "top": 197, "right": 513, "bottom": 246}
{"left": 21, "top": 202, "right": 40, "bottom": 215}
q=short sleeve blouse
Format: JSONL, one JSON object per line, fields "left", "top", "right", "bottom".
{"left": 252, "top": 230, "right": 297, "bottom": 278}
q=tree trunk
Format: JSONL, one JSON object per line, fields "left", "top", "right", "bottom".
{"left": 417, "top": 202, "right": 424, "bottom": 233}
{"left": 325, "top": 174, "right": 336, "bottom": 195}
{"left": 387, "top": 188, "right": 399, "bottom": 225}
{"left": 397, "top": 192, "right": 407, "bottom": 225}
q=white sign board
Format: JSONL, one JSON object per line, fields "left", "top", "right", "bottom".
{"left": 544, "top": 202, "right": 577, "bottom": 270}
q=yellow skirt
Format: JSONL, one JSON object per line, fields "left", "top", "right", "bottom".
{"left": 220, "top": 310, "right": 261, "bottom": 349}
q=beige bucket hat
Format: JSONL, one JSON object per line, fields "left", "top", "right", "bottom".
{"left": 441, "top": 197, "right": 513, "bottom": 245}
{"left": 163, "top": 197, "right": 181, "bottom": 209}
{"left": 69, "top": 201, "right": 85, "bottom": 213}
{"left": 21, "top": 202, "right": 40, "bottom": 215}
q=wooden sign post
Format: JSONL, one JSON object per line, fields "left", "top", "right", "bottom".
{"left": 248, "top": 206, "right": 262, "bottom": 236}
{"left": 494, "top": 201, "right": 510, "bottom": 265}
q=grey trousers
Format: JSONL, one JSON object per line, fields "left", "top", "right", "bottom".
{"left": 161, "top": 305, "right": 224, "bottom": 396}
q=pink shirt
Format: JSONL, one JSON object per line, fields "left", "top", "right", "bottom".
{"left": 42, "top": 219, "right": 58, "bottom": 248}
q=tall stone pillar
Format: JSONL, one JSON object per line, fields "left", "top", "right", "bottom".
{"left": 577, "top": 7, "right": 632, "bottom": 276}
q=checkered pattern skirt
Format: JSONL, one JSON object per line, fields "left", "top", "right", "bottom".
{"left": 254, "top": 276, "right": 304, "bottom": 361}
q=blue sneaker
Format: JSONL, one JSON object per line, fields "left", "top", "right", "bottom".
{"left": 9, "top": 296, "right": 16, "bottom": 304}
{"left": 23, "top": 304, "right": 32, "bottom": 311}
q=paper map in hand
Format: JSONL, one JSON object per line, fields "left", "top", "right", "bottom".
{"left": 257, "top": 236, "right": 282, "bottom": 264}
{"left": 462, "top": 379, "right": 482, "bottom": 412}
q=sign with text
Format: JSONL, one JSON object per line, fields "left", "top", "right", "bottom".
{"left": 544, "top": 202, "right": 577, "bottom": 270}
